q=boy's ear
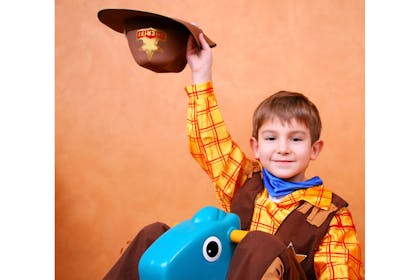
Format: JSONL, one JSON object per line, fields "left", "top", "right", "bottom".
{"left": 310, "top": 140, "right": 324, "bottom": 160}
{"left": 250, "top": 137, "right": 260, "bottom": 159}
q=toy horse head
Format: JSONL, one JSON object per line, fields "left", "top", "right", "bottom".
{"left": 138, "top": 206, "right": 245, "bottom": 280}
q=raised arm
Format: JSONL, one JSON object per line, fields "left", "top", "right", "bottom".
{"left": 184, "top": 34, "right": 252, "bottom": 211}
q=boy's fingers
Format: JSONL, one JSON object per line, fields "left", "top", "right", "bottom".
{"left": 186, "top": 35, "right": 194, "bottom": 50}
{"left": 186, "top": 35, "right": 197, "bottom": 56}
{"left": 198, "top": 33, "right": 210, "bottom": 50}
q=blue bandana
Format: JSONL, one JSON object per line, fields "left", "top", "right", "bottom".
{"left": 262, "top": 168, "right": 323, "bottom": 198}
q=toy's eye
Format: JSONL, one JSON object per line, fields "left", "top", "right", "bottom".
{"left": 202, "top": 236, "right": 222, "bottom": 262}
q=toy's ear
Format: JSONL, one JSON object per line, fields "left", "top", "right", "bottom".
{"left": 230, "top": 230, "right": 248, "bottom": 243}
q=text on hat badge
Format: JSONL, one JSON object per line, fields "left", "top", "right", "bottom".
{"left": 136, "top": 28, "right": 167, "bottom": 60}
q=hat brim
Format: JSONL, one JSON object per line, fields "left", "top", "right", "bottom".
{"left": 97, "top": 9, "right": 216, "bottom": 48}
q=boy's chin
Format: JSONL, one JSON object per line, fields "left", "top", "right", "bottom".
{"left": 267, "top": 170, "right": 305, "bottom": 182}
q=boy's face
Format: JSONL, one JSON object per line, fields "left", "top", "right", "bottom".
{"left": 250, "top": 117, "right": 323, "bottom": 182}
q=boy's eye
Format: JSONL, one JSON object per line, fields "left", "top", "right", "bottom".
{"left": 265, "top": 136, "right": 276, "bottom": 141}
{"left": 291, "top": 137, "right": 302, "bottom": 142}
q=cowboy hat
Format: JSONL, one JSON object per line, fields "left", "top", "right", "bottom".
{"left": 98, "top": 9, "right": 216, "bottom": 73}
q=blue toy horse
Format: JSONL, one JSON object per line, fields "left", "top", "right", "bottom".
{"left": 138, "top": 206, "right": 248, "bottom": 280}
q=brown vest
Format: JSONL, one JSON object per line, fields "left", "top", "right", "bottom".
{"left": 230, "top": 171, "right": 348, "bottom": 280}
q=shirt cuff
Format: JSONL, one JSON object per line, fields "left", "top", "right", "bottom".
{"left": 185, "top": 81, "right": 214, "bottom": 98}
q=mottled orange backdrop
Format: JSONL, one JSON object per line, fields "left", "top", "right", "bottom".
{"left": 56, "top": 0, "right": 364, "bottom": 278}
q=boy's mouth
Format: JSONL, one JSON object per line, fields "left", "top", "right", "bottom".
{"left": 272, "top": 159, "right": 293, "bottom": 163}
{"left": 271, "top": 159, "right": 294, "bottom": 167}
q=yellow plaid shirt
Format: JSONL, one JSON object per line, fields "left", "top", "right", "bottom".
{"left": 185, "top": 82, "right": 364, "bottom": 279}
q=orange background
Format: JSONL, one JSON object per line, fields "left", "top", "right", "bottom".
{"left": 56, "top": 0, "right": 364, "bottom": 278}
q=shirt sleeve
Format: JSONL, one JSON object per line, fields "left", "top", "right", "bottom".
{"left": 185, "top": 81, "right": 251, "bottom": 211}
{"left": 314, "top": 208, "right": 365, "bottom": 279}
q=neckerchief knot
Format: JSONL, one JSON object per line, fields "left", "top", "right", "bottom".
{"left": 262, "top": 168, "right": 323, "bottom": 198}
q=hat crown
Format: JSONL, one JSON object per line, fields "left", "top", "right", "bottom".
{"left": 98, "top": 9, "right": 216, "bottom": 73}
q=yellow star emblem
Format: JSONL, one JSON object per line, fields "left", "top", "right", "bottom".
{"left": 136, "top": 28, "right": 167, "bottom": 60}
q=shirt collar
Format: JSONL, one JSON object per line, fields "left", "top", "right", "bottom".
{"left": 268, "top": 185, "right": 332, "bottom": 210}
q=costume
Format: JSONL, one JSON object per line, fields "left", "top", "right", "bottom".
{"left": 231, "top": 171, "right": 348, "bottom": 279}
{"left": 104, "top": 222, "right": 170, "bottom": 280}
{"left": 103, "top": 81, "right": 364, "bottom": 280}
{"left": 185, "top": 81, "right": 364, "bottom": 279}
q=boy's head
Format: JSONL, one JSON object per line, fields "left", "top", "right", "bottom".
{"left": 250, "top": 91, "right": 323, "bottom": 182}
{"left": 252, "top": 91, "right": 322, "bottom": 144}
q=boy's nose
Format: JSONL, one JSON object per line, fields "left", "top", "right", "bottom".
{"left": 276, "top": 140, "right": 290, "bottom": 154}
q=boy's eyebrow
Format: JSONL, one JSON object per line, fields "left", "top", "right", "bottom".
{"left": 260, "top": 129, "right": 278, "bottom": 134}
{"left": 260, "top": 129, "right": 308, "bottom": 135}
{"left": 289, "top": 130, "right": 307, "bottom": 135}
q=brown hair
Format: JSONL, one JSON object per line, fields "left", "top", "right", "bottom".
{"left": 252, "top": 91, "right": 322, "bottom": 143}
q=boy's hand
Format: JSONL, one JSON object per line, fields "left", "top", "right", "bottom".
{"left": 186, "top": 33, "right": 213, "bottom": 84}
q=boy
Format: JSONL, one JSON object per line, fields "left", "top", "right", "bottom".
{"left": 104, "top": 33, "right": 364, "bottom": 280}
{"left": 184, "top": 33, "right": 364, "bottom": 279}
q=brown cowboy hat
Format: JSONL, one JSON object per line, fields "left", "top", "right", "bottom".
{"left": 97, "top": 9, "right": 216, "bottom": 73}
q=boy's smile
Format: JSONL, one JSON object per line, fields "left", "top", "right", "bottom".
{"left": 250, "top": 117, "right": 323, "bottom": 182}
